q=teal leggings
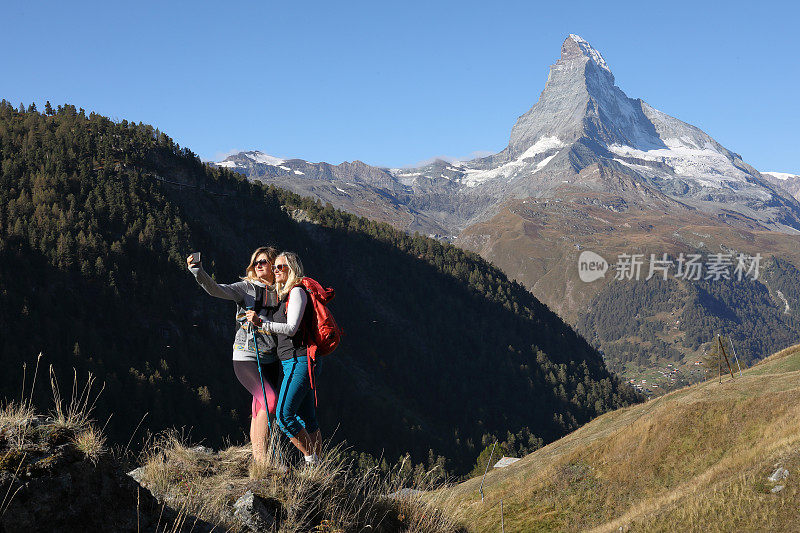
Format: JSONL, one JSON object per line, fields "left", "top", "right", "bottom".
{"left": 276, "top": 356, "right": 319, "bottom": 438}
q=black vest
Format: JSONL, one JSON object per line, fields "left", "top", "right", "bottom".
{"left": 273, "top": 292, "right": 310, "bottom": 361}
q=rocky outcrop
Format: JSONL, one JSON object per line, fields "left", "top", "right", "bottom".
{"left": 232, "top": 490, "right": 285, "bottom": 532}
{"left": 0, "top": 416, "right": 211, "bottom": 533}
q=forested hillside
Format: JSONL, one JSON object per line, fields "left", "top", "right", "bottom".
{"left": 576, "top": 261, "right": 800, "bottom": 377}
{"left": 0, "top": 102, "right": 638, "bottom": 473}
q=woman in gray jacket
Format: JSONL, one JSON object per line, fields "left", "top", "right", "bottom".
{"left": 187, "top": 246, "right": 280, "bottom": 463}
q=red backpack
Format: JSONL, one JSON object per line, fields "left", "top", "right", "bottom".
{"left": 287, "top": 277, "right": 342, "bottom": 404}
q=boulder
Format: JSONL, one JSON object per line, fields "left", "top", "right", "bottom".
{"left": 190, "top": 445, "right": 214, "bottom": 455}
{"left": 127, "top": 466, "right": 145, "bottom": 484}
{"left": 233, "top": 490, "right": 284, "bottom": 532}
{"left": 768, "top": 467, "right": 789, "bottom": 483}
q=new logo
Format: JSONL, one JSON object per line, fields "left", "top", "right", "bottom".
{"left": 578, "top": 251, "right": 608, "bottom": 282}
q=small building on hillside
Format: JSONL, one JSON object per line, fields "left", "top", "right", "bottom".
{"left": 493, "top": 456, "right": 521, "bottom": 468}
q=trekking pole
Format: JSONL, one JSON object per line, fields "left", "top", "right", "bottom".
{"left": 248, "top": 308, "right": 281, "bottom": 463}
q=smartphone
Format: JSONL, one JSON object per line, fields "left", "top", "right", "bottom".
{"left": 190, "top": 252, "right": 201, "bottom": 264}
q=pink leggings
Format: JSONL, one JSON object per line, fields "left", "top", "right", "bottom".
{"left": 233, "top": 360, "right": 280, "bottom": 418}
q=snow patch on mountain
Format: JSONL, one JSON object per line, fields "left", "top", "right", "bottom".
{"left": 216, "top": 160, "right": 239, "bottom": 168}
{"left": 763, "top": 172, "right": 798, "bottom": 181}
{"left": 389, "top": 169, "right": 423, "bottom": 186}
{"left": 396, "top": 175, "right": 419, "bottom": 186}
{"left": 242, "top": 151, "right": 285, "bottom": 165}
{"left": 520, "top": 136, "right": 565, "bottom": 160}
{"left": 462, "top": 137, "right": 564, "bottom": 187}
{"left": 608, "top": 140, "right": 750, "bottom": 189}
{"left": 536, "top": 154, "right": 557, "bottom": 171}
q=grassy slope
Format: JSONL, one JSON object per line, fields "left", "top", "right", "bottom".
{"left": 442, "top": 342, "right": 800, "bottom": 532}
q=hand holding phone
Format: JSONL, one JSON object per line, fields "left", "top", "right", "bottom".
{"left": 187, "top": 252, "right": 201, "bottom": 267}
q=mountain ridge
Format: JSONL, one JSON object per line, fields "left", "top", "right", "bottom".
{"left": 762, "top": 171, "right": 800, "bottom": 201}
{"left": 216, "top": 34, "right": 800, "bottom": 235}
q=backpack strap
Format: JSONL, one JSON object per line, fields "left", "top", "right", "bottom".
{"left": 307, "top": 345, "right": 318, "bottom": 407}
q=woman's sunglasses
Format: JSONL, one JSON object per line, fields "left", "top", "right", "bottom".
{"left": 273, "top": 264, "right": 289, "bottom": 272}
{"left": 254, "top": 259, "right": 271, "bottom": 267}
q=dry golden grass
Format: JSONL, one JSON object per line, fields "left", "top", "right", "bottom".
{"left": 0, "top": 354, "right": 43, "bottom": 449}
{"left": 135, "top": 428, "right": 464, "bottom": 532}
{"left": 1, "top": 358, "right": 106, "bottom": 457}
{"left": 48, "top": 364, "right": 108, "bottom": 462}
{"left": 49, "top": 365, "right": 104, "bottom": 434}
{"left": 2, "top": 358, "right": 106, "bottom": 461}
{"left": 442, "top": 343, "right": 800, "bottom": 532}
{"left": 0, "top": 401, "right": 37, "bottom": 451}
{"left": 74, "top": 426, "right": 107, "bottom": 463}
{"left": 0, "top": 401, "right": 36, "bottom": 430}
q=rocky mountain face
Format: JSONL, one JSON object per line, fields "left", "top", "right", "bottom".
{"left": 762, "top": 171, "right": 800, "bottom": 201}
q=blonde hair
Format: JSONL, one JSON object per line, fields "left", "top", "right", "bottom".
{"left": 242, "top": 246, "right": 278, "bottom": 284}
{"left": 275, "top": 251, "right": 304, "bottom": 300}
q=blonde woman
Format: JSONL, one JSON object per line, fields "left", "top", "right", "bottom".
{"left": 187, "top": 246, "right": 281, "bottom": 463}
{"left": 244, "top": 252, "right": 321, "bottom": 464}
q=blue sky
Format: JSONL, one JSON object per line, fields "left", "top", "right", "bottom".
{"left": 2, "top": 1, "right": 798, "bottom": 172}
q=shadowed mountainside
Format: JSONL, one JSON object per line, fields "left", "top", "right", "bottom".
{"left": 0, "top": 102, "right": 638, "bottom": 474}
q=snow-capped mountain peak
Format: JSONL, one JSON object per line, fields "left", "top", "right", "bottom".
{"left": 505, "top": 34, "right": 660, "bottom": 158}
{"left": 565, "top": 34, "right": 611, "bottom": 75}
{"left": 215, "top": 150, "right": 286, "bottom": 168}
{"left": 450, "top": 35, "right": 800, "bottom": 231}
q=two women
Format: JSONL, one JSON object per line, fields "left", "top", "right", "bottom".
{"left": 246, "top": 252, "right": 321, "bottom": 464}
{"left": 189, "top": 248, "right": 321, "bottom": 465}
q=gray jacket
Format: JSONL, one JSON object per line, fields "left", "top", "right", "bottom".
{"left": 189, "top": 264, "right": 278, "bottom": 362}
